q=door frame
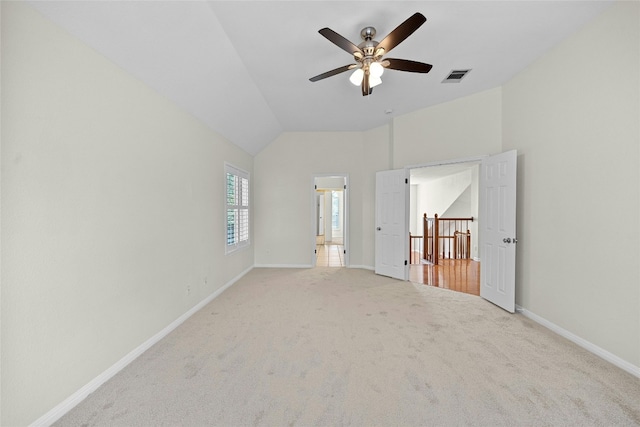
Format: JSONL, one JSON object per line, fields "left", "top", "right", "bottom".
{"left": 404, "top": 155, "right": 487, "bottom": 278}
{"left": 311, "top": 174, "right": 349, "bottom": 267}
{"left": 405, "top": 155, "right": 488, "bottom": 173}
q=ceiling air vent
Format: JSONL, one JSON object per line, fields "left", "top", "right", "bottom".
{"left": 443, "top": 69, "right": 471, "bottom": 83}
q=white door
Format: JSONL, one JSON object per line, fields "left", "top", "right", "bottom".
{"left": 479, "top": 150, "right": 517, "bottom": 312}
{"left": 375, "top": 169, "right": 408, "bottom": 280}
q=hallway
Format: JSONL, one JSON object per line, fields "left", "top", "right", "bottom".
{"left": 315, "top": 242, "right": 345, "bottom": 267}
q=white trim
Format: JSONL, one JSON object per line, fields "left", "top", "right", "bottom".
{"left": 225, "top": 162, "right": 250, "bottom": 255}
{"left": 254, "top": 264, "right": 313, "bottom": 269}
{"left": 348, "top": 265, "right": 375, "bottom": 271}
{"left": 516, "top": 305, "right": 640, "bottom": 379}
{"left": 405, "top": 154, "right": 488, "bottom": 171}
{"left": 30, "top": 266, "right": 253, "bottom": 427}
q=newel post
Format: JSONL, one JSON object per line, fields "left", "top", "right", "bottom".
{"left": 423, "top": 213, "right": 428, "bottom": 261}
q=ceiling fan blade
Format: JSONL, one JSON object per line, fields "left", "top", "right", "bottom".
{"left": 375, "top": 13, "right": 426, "bottom": 56}
{"left": 383, "top": 58, "right": 433, "bottom": 73}
{"left": 319, "top": 28, "right": 364, "bottom": 57}
{"left": 309, "top": 64, "right": 357, "bottom": 82}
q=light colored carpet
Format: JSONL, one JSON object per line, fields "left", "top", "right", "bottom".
{"left": 56, "top": 268, "right": 640, "bottom": 426}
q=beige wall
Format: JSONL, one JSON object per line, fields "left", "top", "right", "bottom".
{"left": 3, "top": 1, "right": 639, "bottom": 425}
{"left": 502, "top": 1, "right": 640, "bottom": 367}
{"left": 1, "top": 3, "right": 253, "bottom": 425}
{"left": 253, "top": 1, "right": 639, "bottom": 373}
{"left": 254, "top": 131, "right": 368, "bottom": 267}
{"left": 393, "top": 87, "right": 503, "bottom": 168}
{"left": 253, "top": 88, "right": 503, "bottom": 270}
{"left": 360, "top": 125, "right": 392, "bottom": 268}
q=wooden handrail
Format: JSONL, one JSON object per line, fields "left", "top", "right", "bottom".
{"left": 434, "top": 217, "right": 474, "bottom": 221}
{"left": 423, "top": 213, "right": 473, "bottom": 265}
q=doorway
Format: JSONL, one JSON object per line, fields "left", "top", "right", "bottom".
{"left": 313, "top": 175, "right": 348, "bottom": 267}
{"left": 408, "top": 160, "right": 481, "bottom": 295}
{"left": 375, "top": 152, "right": 517, "bottom": 311}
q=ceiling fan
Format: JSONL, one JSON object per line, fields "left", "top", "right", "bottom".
{"left": 309, "top": 12, "right": 433, "bottom": 96}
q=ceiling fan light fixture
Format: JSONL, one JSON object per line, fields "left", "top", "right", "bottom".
{"left": 370, "top": 61, "right": 384, "bottom": 78}
{"left": 370, "top": 75, "right": 382, "bottom": 88}
{"left": 349, "top": 68, "right": 364, "bottom": 86}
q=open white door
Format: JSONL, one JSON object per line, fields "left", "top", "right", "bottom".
{"left": 479, "top": 150, "right": 517, "bottom": 312}
{"left": 375, "top": 169, "right": 408, "bottom": 280}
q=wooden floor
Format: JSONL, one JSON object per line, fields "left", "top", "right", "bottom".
{"left": 409, "top": 257, "right": 480, "bottom": 296}
{"left": 315, "top": 243, "right": 345, "bottom": 267}
{"left": 316, "top": 244, "right": 479, "bottom": 295}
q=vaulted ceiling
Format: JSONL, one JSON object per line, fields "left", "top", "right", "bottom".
{"left": 28, "top": 1, "right": 612, "bottom": 155}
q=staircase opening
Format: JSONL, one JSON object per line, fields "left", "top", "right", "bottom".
{"left": 408, "top": 160, "right": 481, "bottom": 295}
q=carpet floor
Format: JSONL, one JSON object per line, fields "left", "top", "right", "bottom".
{"left": 55, "top": 267, "right": 640, "bottom": 426}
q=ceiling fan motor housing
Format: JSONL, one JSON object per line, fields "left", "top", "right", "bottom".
{"left": 358, "top": 27, "right": 379, "bottom": 58}
{"left": 360, "top": 26, "right": 376, "bottom": 40}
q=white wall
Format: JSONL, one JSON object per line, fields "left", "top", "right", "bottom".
{"left": 315, "top": 177, "right": 344, "bottom": 190}
{"left": 409, "top": 185, "right": 418, "bottom": 235}
{"left": 502, "top": 1, "right": 639, "bottom": 368}
{"left": 415, "top": 169, "right": 473, "bottom": 221}
{"left": 442, "top": 186, "right": 471, "bottom": 218}
{"left": 1, "top": 3, "right": 253, "bottom": 425}
{"left": 470, "top": 165, "right": 479, "bottom": 258}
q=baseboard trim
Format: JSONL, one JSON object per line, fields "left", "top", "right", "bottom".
{"left": 30, "top": 266, "right": 254, "bottom": 427}
{"left": 348, "top": 265, "right": 375, "bottom": 271}
{"left": 516, "top": 305, "right": 640, "bottom": 379}
{"left": 254, "top": 264, "right": 312, "bottom": 268}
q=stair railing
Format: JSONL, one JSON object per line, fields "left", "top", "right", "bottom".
{"left": 409, "top": 232, "right": 423, "bottom": 265}
{"left": 423, "top": 213, "right": 474, "bottom": 265}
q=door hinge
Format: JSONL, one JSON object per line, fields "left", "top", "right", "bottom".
{"left": 405, "top": 178, "right": 408, "bottom": 184}
{"left": 344, "top": 250, "right": 346, "bottom": 254}
{"left": 314, "top": 249, "right": 317, "bottom": 254}
{"left": 404, "top": 260, "right": 408, "bottom": 265}
{"left": 314, "top": 185, "right": 317, "bottom": 189}
{"left": 344, "top": 185, "right": 346, "bottom": 189}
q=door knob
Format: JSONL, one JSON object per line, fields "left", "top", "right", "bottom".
{"left": 377, "top": 227, "right": 382, "bottom": 231}
{"left": 503, "top": 237, "right": 511, "bottom": 243}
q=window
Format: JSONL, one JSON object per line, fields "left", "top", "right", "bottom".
{"left": 225, "top": 163, "right": 249, "bottom": 254}
{"left": 332, "top": 191, "right": 340, "bottom": 230}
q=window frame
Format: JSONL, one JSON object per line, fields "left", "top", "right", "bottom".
{"left": 225, "top": 163, "right": 250, "bottom": 254}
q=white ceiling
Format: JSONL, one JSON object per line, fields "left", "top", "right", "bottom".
{"left": 28, "top": 1, "right": 613, "bottom": 155}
